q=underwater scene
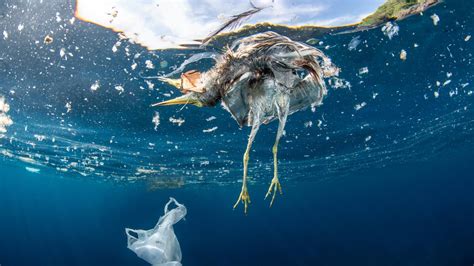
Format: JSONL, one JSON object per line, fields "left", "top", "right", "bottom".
{"left": 1, "top": 0, "right": 474, "bottom": 265}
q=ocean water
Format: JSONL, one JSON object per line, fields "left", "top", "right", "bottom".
{"left": 1, "top": 0, "right": 474, "bottom": 265}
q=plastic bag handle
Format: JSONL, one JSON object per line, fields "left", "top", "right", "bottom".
{"left": 164, "top": 197, "right": 182, "bottom": 214}
{"left": 125, "top": 228, "right": 137, "bottom": 240}
{"left": 156, "top": 197, "right": 186, "bottom": 228}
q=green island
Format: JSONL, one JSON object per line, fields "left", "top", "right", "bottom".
{"left": 206, "top": 0, "right": 440, "bottom": 48}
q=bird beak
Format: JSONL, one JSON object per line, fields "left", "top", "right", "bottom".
{"left": 158, "top": 77, "right": 181, "bottom": 89}
{"left": 151, "top": 94, "right": 203, "bottom": 107}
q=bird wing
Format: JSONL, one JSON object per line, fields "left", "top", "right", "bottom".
{"left": 287, "top": 54, "right": 329, "bottom": 114}
{"left": 201, "top": 3, "right": 265, "bottom": 46}
{"left": 221, "top": 72, "right": 254, "bottom": 127}
{"left": 289, "top": 75, "right": 327, "bottom": 115}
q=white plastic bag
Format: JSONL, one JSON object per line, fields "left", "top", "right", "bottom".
{"left": 125, "top": 197, "right": 187, "bottom": 266}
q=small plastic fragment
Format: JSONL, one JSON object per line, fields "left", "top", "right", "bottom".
{"left": 152, "top": 112, "right": 160, "bottom": 131}
{"left": 44, "top": 35, "right": 53, "bottom": 44}
{"left": 0, "top": 96, "right": 13, "bottom": 135}
{"left": 400, "top": 49, "right": 407, "bottom": 61}
{"left": 90, "top": 80, "right": 100, "bottom": 91}
{"left": 430, "top": 14, "right": 440, "bottom": 26}
{"left": 381, "top": 22, "right": 399, "bottom": 40}
{"left": 348, "top": 36, "right": 361, "bottom": 51}
{"left": 359, "top": 67, "right": 369, "bottom": 75}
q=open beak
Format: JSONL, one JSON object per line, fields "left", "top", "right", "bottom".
{"left": 158, "top": 77, "right": 181, "bottom": 89}
{"left": 151, "top": 94, "right": 203, "bottom": 107}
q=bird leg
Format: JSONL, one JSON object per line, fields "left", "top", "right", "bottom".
{"left": 234, "top": 118, "right": 261, "bottom": 213}
{"left": 265, "top": 95, "right": 289, "bottom": 207}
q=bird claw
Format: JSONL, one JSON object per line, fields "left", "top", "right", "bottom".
{"left": 265, "top": 177, "right": 282, "bottom": 207}
{"left": 234, "top": 186, "right": 251, "bottom": 213}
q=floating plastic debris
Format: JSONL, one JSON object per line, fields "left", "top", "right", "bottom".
{"left": 381, "top": 22, "right": 399, "bottom": 40}
{"left": 135, "top": 167, "right": 159, "bottom": 175}
{"left": 354, "top": 102, "right": 367, "bottom": 111}
{"left": 125, "top": 198, "right": 186, "bottom": 266}
{"left": 321, "top": 58, "right": 340, "bottom": 77}
{"left": 0, "top": 96, "right": 10, "bottom": 113}
{"left": 400, "top": 49, "right": 407, "bottom": 61}
{"left": 145, "top": 80, "right": 154, "bottom": 90}
{"left": 169, "top": 117, "right": 185, "bottom": 126}
{"left": 431, "top": 14, "right": 440, "bottom": 26}
{"left": 115, "top": 85, "right": 125, "bottom": 94}
{"left": 152, "top": 112, "right": 160, "bottom": 131}
{"left": 25, "top": 167, "right": 40, "bottom": 173}
{"left": 465, "top": 35, "right": 471, "bottom": 42}
{"left": 359, "top": 67, "right": 369, "bottom": 75}
{"left": 203, "top": 126, "right": 218, "bottom": 133}
{"left": 34, "top": 135, "right": 46, "bottom": 142}
{"left": 18, "top": 24, "right": 24, "bottom": 31}
{"left": 205, "top": 116, "right": 216, "bottom": 122}
{"left": 44, "top": 35, "right": 53, "bottom": 44}
{"left": 145, "top": 60, "right": 155, "bottom": 69}
{"left": 18, "top": 156, "right": 38, "bottom": 165}
{"left": 3, "top": 31, "right": 8, "bottom": 40}
{"left": 348, "top": 36, "right": 361, "bottom": 51}
{"left": 112, "top": 41, "right": 121, "bottom": 53}
{"left": 55, "top": 12, "right": 62, "bottom": 22}
{"left": 449, "top": 89, "right": 457, "bottom": 97}
{"left": 65, "top": 102, "right": 72, "bottom": 113}
{"left": 0, "top": 96, "right": 13, "bottom": 136}
{"left": 90, "top": 80, "right": 100, "bottom": 91}
{"left": 328, "top": 77, "right": 351, "bottom": 89}
{"left": 304, "top": 121, "right": 313, "bottom": 128}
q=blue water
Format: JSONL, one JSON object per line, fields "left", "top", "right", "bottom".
{"left": 1, "top": 0, "right": 474, "bottom": 265}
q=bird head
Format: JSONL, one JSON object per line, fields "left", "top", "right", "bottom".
{"left": 151, "top": 70, "right": 215, "bottom": 108}
{"left": 159, "top": 70, "right": 204, "bottom": 93}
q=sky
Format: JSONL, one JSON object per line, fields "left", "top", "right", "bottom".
{"left": 75, "top": 0, "right": 385, "bottom": 50}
